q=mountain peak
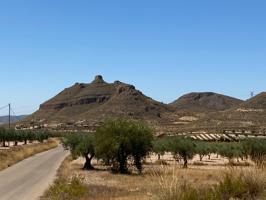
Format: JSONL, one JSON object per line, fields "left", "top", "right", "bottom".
{"left": 25, "top": 76, "right": 170, "bottom": 128}
{"left": 91, "top": 75, "right": 106, "bottom": 84}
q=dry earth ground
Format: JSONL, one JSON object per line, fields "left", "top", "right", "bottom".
{"left": 44, "top": 153, "right": 258, "bottom": 200}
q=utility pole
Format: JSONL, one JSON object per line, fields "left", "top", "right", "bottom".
{"left": 8, "top": 103, "right": 11, "bottom": 129}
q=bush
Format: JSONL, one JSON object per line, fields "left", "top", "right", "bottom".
{"left": 44, "top": 176, "right": 88, "bottom": 200}
{"left": 154, "top": 169, "right": 266, "bottom": 200}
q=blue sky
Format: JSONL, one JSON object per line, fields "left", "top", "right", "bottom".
{"left": 0, "top": 0, "right": 265, "bottom": 115}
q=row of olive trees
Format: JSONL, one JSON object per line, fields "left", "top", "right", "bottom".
{"left": 62, "top": 119, "right": 153, "bottom": 174}
{"left": 153, "top": 136, "right": 266, "bottom": 168}
{"left": 0, "top": 127, "right": 51, "bottom": 147}
{"left": 62, "top": 119, "right": 266, "bottom": 173}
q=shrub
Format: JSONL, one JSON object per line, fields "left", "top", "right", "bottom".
{"left": 154, "top": 168, "right": 266, "bottom": 200}
{"left": 44, "top": 176, "right": 88, "bottom": 200}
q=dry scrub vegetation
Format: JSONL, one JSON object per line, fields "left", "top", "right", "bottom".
{"left": 0, "top": 139, "right": 58, "bottom": 171}
{"left": 43, "top": 156, "right": 266, "bottom": 200}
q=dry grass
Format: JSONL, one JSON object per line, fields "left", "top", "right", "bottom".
{"left": 0, "top": 139, "right": 58, "bottom": 171}
{"left": 43, "top": 154, "right": 266, "bottom": 200}
{"left": 154, "top": 167, "right": 266, "bottom": 200}
{"left": 45, "top": 156, "right": 226, "bottom": 200}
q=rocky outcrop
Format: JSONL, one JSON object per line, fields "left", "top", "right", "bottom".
{"left": 25, "top": 75, "right": 173, "bottom": 125}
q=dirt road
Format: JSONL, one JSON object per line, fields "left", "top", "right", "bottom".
{"left": 0, "top": 146, "right": 68, "bottom": 200}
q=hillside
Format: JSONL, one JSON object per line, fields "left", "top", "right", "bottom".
{"left": 170, "top": 92, "right": 243, "bottom": 112}
{"left": 240, "top": 92, "right": 266, "bottom": 109}
{"left": 0, "top": 115, "right": 27, "bottom": 125}
{"left": 187, "top": 92, "right": 266, "bottom": 131}
{"left": 22, "top": 75, "right": 174, "bottom": 129}
{"left": 19, "top": 77, "right": 266, "bottom": 133}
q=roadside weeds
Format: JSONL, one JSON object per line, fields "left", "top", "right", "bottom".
{"left": 0, "top": 139, "right": 58, "bottom": 171}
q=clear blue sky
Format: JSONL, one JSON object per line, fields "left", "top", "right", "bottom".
{"left": 0, "top": 0, "right": 265, "bottom": 115}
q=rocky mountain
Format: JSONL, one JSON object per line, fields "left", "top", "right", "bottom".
{"left": 20, "top": 76, "right": 266, "bottom": 133}
{"left": 187, "top": 92, "right": 266, "bottom": 131}
{"left": 239, "top": 92, "right": 266, "bottom": 109}
{"left": 170, "top": 92, "right": 243, "bottom": 113}
{"left": 22, "top": 75, "right": 174, "bottom": 129}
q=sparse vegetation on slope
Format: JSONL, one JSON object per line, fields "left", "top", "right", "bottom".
{"left": 170, "top": 92, "right": 243, "bottom": 112}
{"left": 23, "top": 75, "right": 173, "bottom": 130}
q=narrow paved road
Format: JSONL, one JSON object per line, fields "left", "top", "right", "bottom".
{"left": 0, "top": 146, "right": 69, "bottom": 200}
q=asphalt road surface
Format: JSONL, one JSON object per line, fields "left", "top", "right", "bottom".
{"left": 0, "top": 146, "right": 69, "bottom": 200}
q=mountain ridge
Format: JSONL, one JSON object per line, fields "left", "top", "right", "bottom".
{"left": 19, "top": 75, "right": 266, "bottom": 133}
{"left": 22, "top": 75, "right": 174, "bottom": 129}
{"left": 170, "top": 92, "right": 243, "bottom": 112}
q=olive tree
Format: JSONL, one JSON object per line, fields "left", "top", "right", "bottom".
{"left": 243, "top": 139, "right": 266, "bottom": 166}
{"left": 216, "top": 142, "right": 244, "bottom": 163}
{"left": 195, "top": 141, "right": 211, "bottom": 161}
{"left": 62, "top": 133, "right": 95, "bottom": 170}
{"left": 169, "top": 137, "right": 196, "bottom": 168}
{"left": 153, "top": 138, "right": 169, "bottom": 160}
{"left": 95, "top": 119, "right": 153, "bottom": 174}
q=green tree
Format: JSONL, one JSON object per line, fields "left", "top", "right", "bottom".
{"left": 169, "top": 137, "right": 196, "bottom": 168}
{"left": 62, "top": 133, "right": 95, "bottom": 170}
{"left": 153, "top": 138, "right": 169, "bottom": 160}
{"left": 95, "top": 119, "right": 153, "bottom": 174}
{"left": 195, "top": 141, "right": 210, "bottom": 161}
{"left": 217, "top": 142, "right": 244, "bottom": 163}
{"left": 243, "top": 139, "right": 266, "bottom": 166}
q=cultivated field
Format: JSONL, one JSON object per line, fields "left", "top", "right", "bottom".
{"left": 42, "top": 119, "right": 266, "bottom": 200}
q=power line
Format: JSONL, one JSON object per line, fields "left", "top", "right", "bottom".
{"left": 0, "top": 104, "right": 13, "bottom": 128}
{"left": 0, "top": 104, "right": 9, "bottom": 110}
{"left": 10, "top": 107, "right": 16, "bottom": 115}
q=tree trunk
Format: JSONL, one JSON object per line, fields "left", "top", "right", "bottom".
{"left": 118, "top": 155, "right": 128, "bottom": 174}
{"left": 134, "top": 155, "right": 142, "bottom": 174}
{"left": 200, "top": 155, "right": 203, "bottom": 161}
{"left": 117, "top": 146, "right": 128, "bottom": 174}
{"left": 183, "top": 156, "right": 188, "bottom": 168}
{"left": 83, "top": 154, "right": 94, "bottom": 170}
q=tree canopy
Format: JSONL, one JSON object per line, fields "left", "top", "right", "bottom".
{"left": 95, "top": 119, "right": 153, "bottom": 174}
